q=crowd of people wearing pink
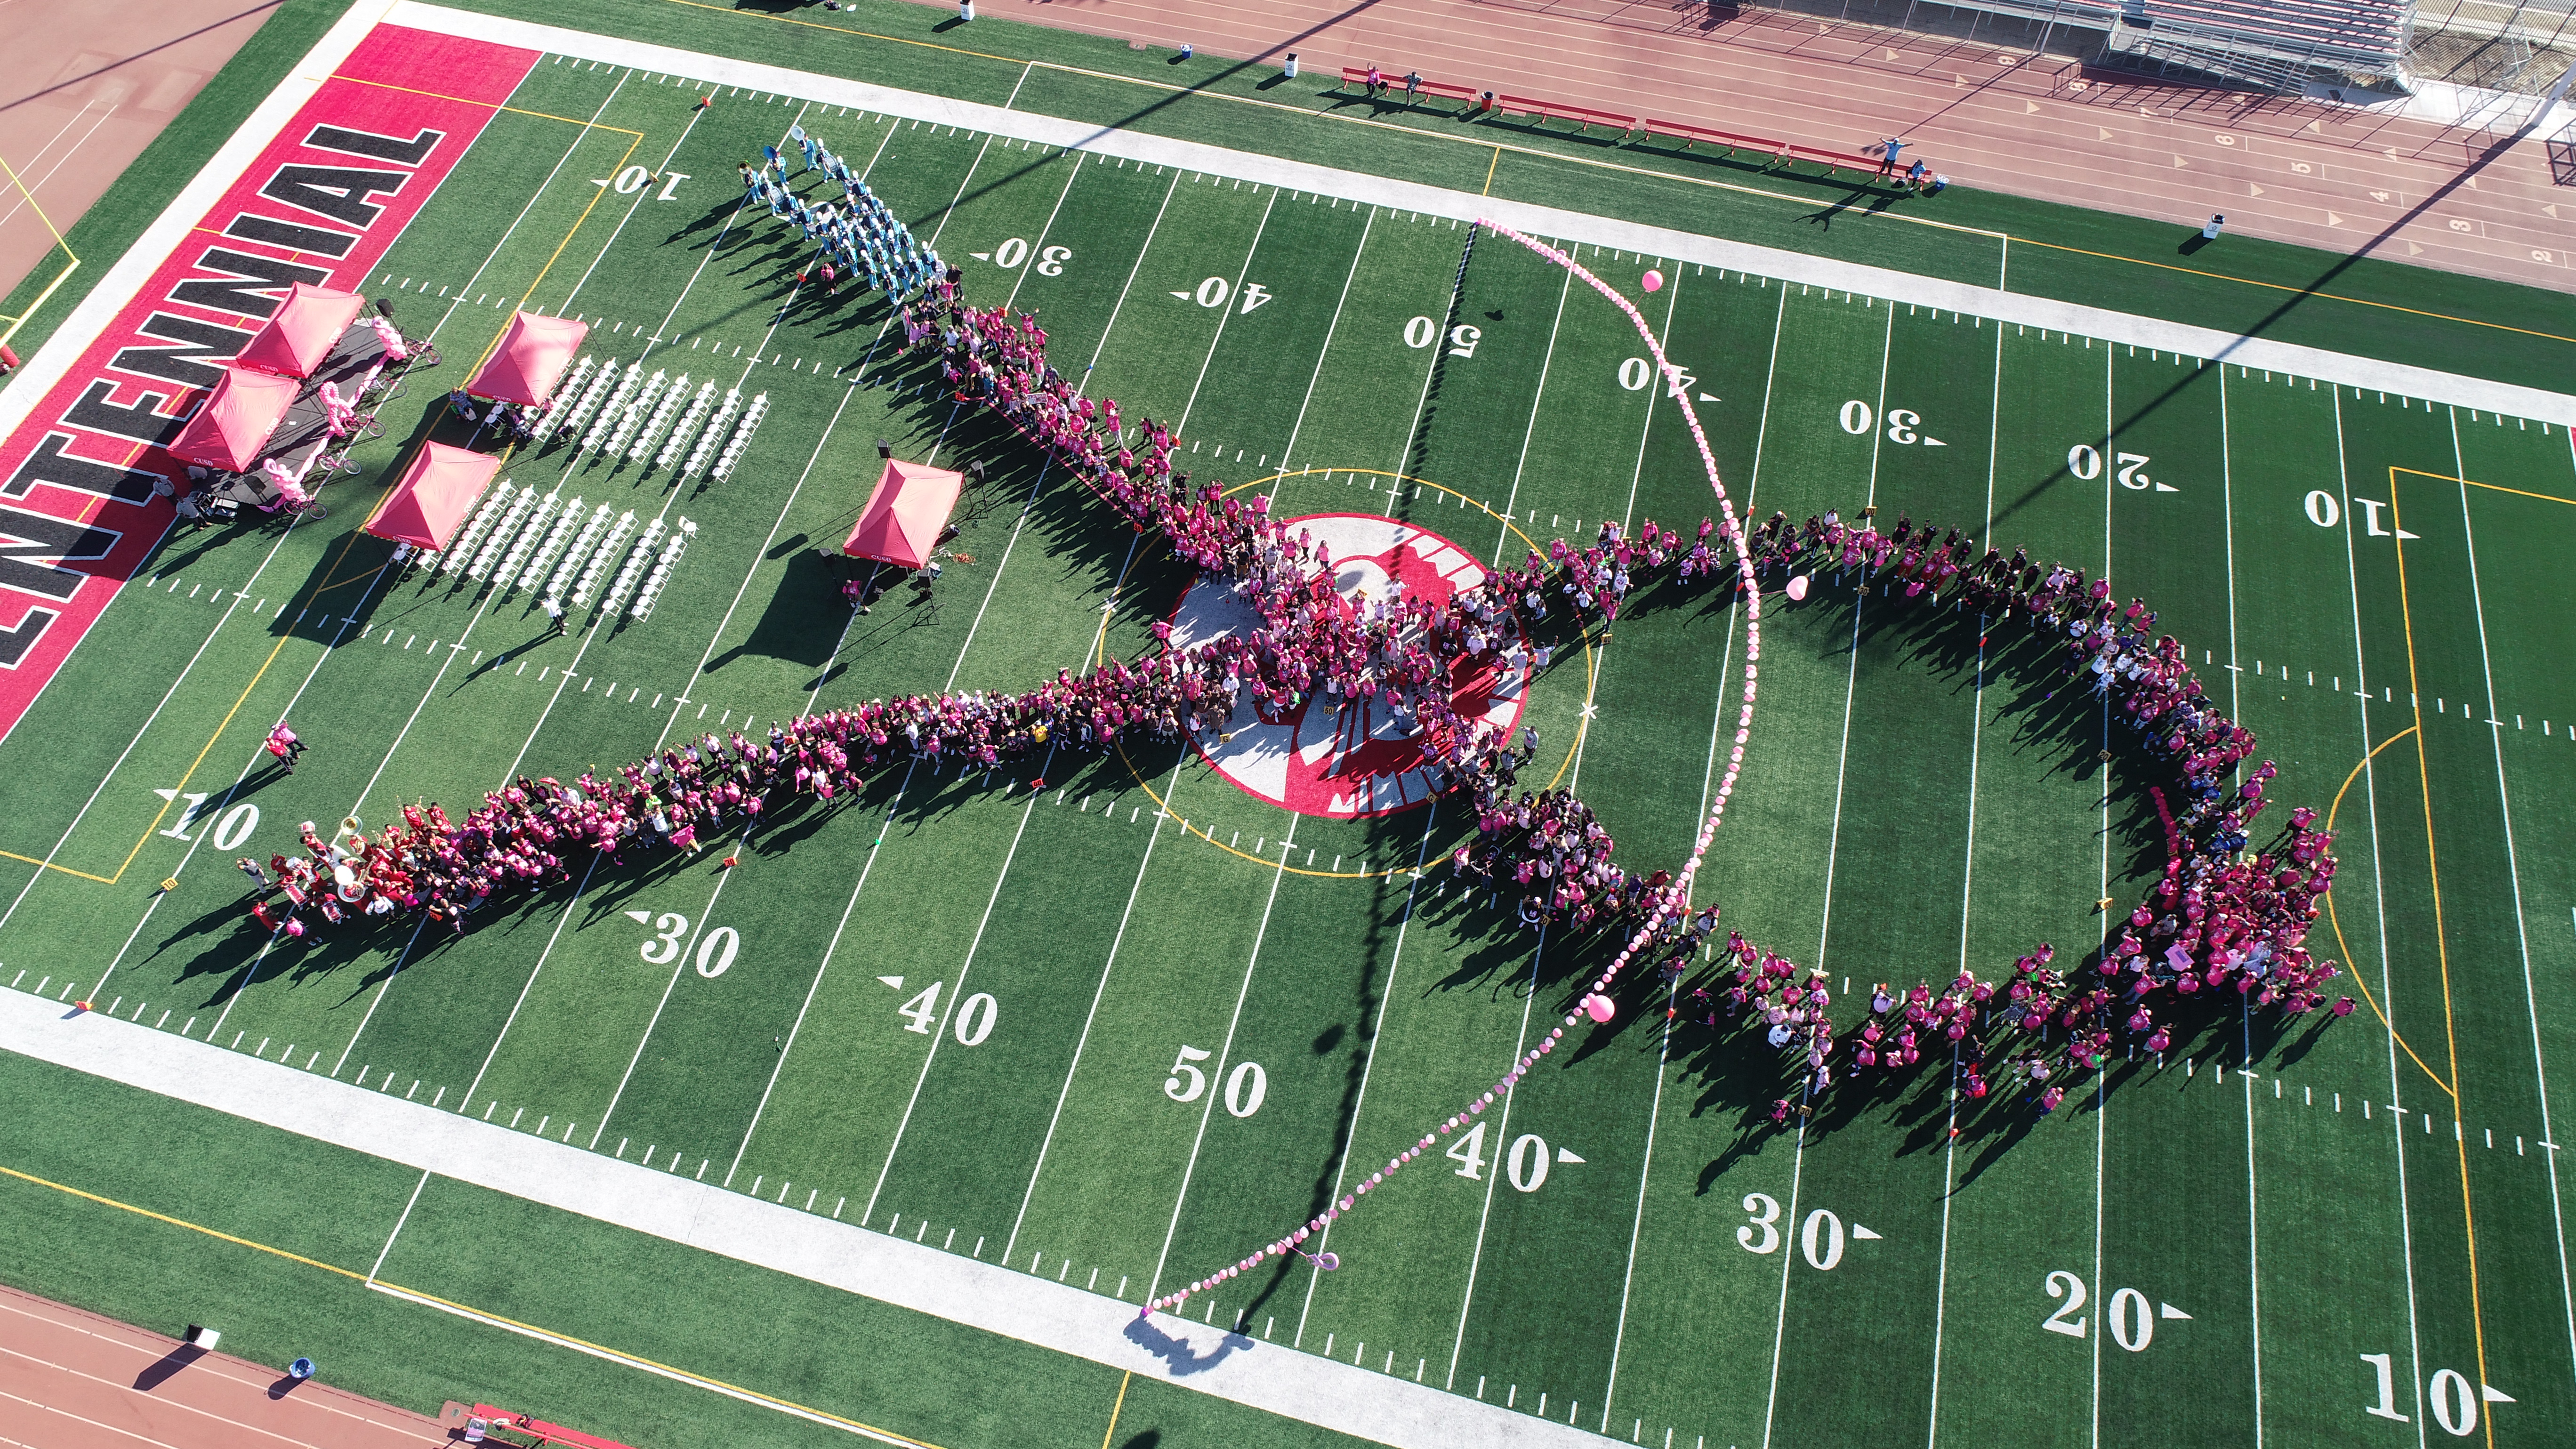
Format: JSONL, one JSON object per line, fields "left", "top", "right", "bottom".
{"left": 1666, "top": 503, "right": 2351, "bottom": 1112}
{"left": 242, "top": 272, "right": 2344, "bottom": 1116}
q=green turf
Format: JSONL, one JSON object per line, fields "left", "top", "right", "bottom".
{"left": 4, "top": 20, "right": 2575, "bottom": 1449}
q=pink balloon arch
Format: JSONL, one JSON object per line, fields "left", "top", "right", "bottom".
{"left": 1146, "top": 220, "right": 1772, "bottom": 1320}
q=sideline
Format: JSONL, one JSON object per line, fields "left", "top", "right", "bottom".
{"left": 383, "top": 1, "right": 2576, "bottom": 427}
{"left": 0, "top": 990, "right": 1613, "bottom": 1449}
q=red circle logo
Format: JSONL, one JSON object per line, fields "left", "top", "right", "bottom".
{"left": 1169, "top": 512, "right": 1529, "bottom": 819}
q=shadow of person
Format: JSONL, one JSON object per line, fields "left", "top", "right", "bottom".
{"left": 1122, "top": 1314, "right": 1251, "bottom": 1377}
{"left": 133, "top": 1344, "right": 204, "bottom": 1392}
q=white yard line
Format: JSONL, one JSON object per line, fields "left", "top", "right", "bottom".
{"left": 555, "top": 92, "right": 743, "bottom": 316}
{"left": 1082, "top": 171, "right": 1181, "bottom": 385}
{"left": 2332, "top": 385, "right": 2430, "bottom": 1447}
{"left": 860, "top": 757, "right": 1056, "bottom": 1225}
{"left": 1925, "top": 311, "right": 2006, "bottom": 1449}
{"left": 1613, "top": 266, "right": 1683, "bottom": 534}
{"left": 1486, "top": 267, "right": 1571, "bottom": 565}
{"left": 367, "top": 1168, "right": 435, "bottom": 1283}
{"left": 2217, "top": 365, "right": 2265, "bottom": 1449}
{"left": 426, "top": 74, "right": 630, "bottom": 342}
{"left": 2089, "top": 342, "right": 2113, "bottom": 1449}
{"left": 1595, "top": 967, "right": 1674, "bottom": 1435}
{"left": 1289, "top": 807, "right": 1444, "bottom": 1345}
{"left": 649, "top": 381, "right": 859, "bottom": 753}
{"left": 1145, "top": 822, "right": 1298, "bottom": 1302}
{"left": 724, "top": 775, "right": 920, "bottom": 1186}
{"left": 1443, "top": 927, "right": 1542, "bottom": 1390}
{"left": 1172, "top": 187, "right": 1280, "bottom": 437}
{"left": 84, "top": 593, "right": 381, "bottom": 1001}
{"left": 2447, "top": 410, "right": 2576, "bottom": 1390}
{"left": 0, "top": 520, "right": 306, "bottom": 937}
{"left": 590, "top": 837, "right": 746, "bottom": 1147}
{"left": 1000, "top": 757, "right": 1191, "bottom": 1268}
{"left": 458, "top": 853, "right": 602, "bottom": 1112}
{"left": 1761, "top": 294, "right": 1890, "bottom": 1449}
{"left": 1272, "top": 206, "right": 1375, "bottom": 476}
{"left": 0, "top": 987, "right": 1610, "bottom": 1449}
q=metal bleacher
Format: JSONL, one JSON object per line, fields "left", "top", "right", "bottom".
{"left": 2095, "top": 0, "right": 2416, "bottom": 90}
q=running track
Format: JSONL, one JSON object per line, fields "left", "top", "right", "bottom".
{"left": 0, "top": 1283, "right": 446, "bottom": 1449}
{"left": 922, "top": 0, "right": 2573, "bottom": 289}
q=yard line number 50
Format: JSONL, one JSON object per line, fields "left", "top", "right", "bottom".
{"left": 1164, "top": 1046, "right": 1267, "bottom": 1117}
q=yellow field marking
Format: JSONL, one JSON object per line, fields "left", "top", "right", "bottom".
{"left": 2390, "top": 463, "right": 2576, "bottom": 509}
{"left": 1100, "top": 468, "right": 1593, "bottom": 880}
{"left": 2385, "top": 467, "right": 2496, "bottom": 1449}
{"left": 1482, "top": 146, "right": 1500, "bottom": 197}
{"left": 0, "top": 1163, "right": 369, "bottom": 1280}
{"left": 1098, "top": 1370, "right": 1131, "bottom": 1449}
{"left": 0, "top": 530, "right": 372, "bottom": 884}
{"left": 325, "top": 72, "right": 650, "bottom": 134}
{"left": 2007, "top": 239, "right": 2576, "bottom": 347}
{"left": 2320, "top": 726, "right": 2451, "bottom": 1096}
{"left": 0, "top": 146, "right": 81, "bottom": 347}
{"left": 0, "top": 1162, "right": 947, "bottom": 1447}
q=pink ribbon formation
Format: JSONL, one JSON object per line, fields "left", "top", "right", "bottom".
{"left": 245, "top": 221, "right": 2335, "bottom": 1321}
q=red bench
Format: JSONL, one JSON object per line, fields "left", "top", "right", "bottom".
{"left": 1494, "top": 95, "right": 1636, "bottom": 137}
{"left": 1642, "top": 119, "right": 1883, "bottom": 179}
{"left": 1337, "top": 67, "right": 1482, "bottom": 110}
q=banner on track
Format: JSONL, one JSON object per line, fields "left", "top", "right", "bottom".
{"left": 0, "top": 26, "right": 539, "bottom": 738}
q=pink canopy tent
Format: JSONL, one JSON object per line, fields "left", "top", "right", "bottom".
{"left": 842, "top": 459, "right": 965, "bottom": 569}
{"left": 465, "top": 312, "right": 590, "bottom": 406}
{"left": 233, "top": 282, "right": 366, "bottom": 378}
{"left": 169, "top": 365, "right": 300, "bottom": 473}
{"left": 364, "top": 442, "right": 501, "bottom": 550}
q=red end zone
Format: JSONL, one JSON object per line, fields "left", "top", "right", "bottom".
{"left": 0, "top": 26, "right": 539, "bottom": 740}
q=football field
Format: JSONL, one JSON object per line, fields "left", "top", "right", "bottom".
{"left": 2, "top": 10, "right": 2574, "bottom": 1448}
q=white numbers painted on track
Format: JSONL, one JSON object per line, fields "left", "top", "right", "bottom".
{"left": 613, "top": 165, "right": 650, "bottom": 194}
{"left": 1619, "top": 357, "right": 1653, "bottom": 392}
{"left": 1840, "top": 399, "right": 1873, "bottom": 435}
{"left": 897, "top": 982, "right": 943, "bottom": 1034}
{"left": 1195, "top": 276, "right": 1232, "bottom": 309}
{"left": 1238, "top": 282, "right": 1273, "bottom": 314}
{"left": 1737, "top": 1192, "right": 1782, "bottom": 1254}
{"left": 1224, "top": 1060, "right": 1267, "bottom": 1117}
{"left": 1404, "top": 315, "right": 1439, "bottom": 349}
{"left": 992, "top": 237, "right": 1030, "bottom": 270}
{"left": 1801, "top": 1209, "right": 1845, "bottom": 1270}
{"left": 2066, "top": 444, "right": 2104, "bottom": 481}
{"left": 1165, "top": 1044, "right": 1213, "bottom": 1101}
{"left": 2305, "top": 490, "right": 2341, "bottom": 528}
{"left": 2116, "top": 451, "right": 2154, "bottom": 490}
{"left": 693, "top": 925, "right": 739, "bottom": 978}
{"left": 1447, "top": 324, "right": 1481, "bottom": 358}
{"left": 1883, "top": 409, "right": 1920, "bottom": 445}
{"left": 2429, "top": 1369, "right": 2477, "bottom": 1437}
{"left": 640, "top": 913, "right": 689, "bottom": 965}
{"left": 655, "top": 172, "right": 689, "bottom": 201}
{"left": 2042, "top": 1270, "right": 2088, "bottom": 1336}
{"left": 2107, "top": 1287, "right": 2153, "bottom": 1352}
{"left": 1506, "top": 1133, "right": 1550, "bottom": 1192}
{"left": 1447, "top": 1119, "right": 1489, "bottom": 1179}
{"left": 211, "top": 803, "right": 260, "bottom": 851}
{"left": 1035, "top": 245, "right": 1071, "bottom": 277}
{"left": 953, "top": 991, "right": 997, "bottom": 1046}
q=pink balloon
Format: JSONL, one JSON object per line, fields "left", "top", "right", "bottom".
{"left": 1787, "top": 574, "right": 1811, "bottom": 601}
{"left": 1642, "top": 269, "right": 1664, "bottom": 293}
{"left": 1585, "top": 994, "right": 1616, "bottom": 1023}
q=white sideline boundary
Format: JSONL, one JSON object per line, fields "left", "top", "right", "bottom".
{"left": 0, "top": 990, "right": 1610, "bottom": 1448}
{"left": 391, "top": 3, "right": 2573, "bottom": 430}
{"left": 6, "top": 0, "right": 2571, "bottom": 438}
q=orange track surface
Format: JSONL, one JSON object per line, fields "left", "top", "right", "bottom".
{"left": 930, "top": 0, "right": 2572, "bottom": 288}
{"left": 0, "top": 1283, "right": 449, "bottom": 1449}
